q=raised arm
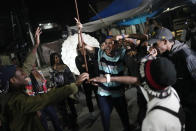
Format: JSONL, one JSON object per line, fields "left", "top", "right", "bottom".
{"left": 22, "top": 27, "right": 42, "bottom": 75}
{"left": 113, "top": 34, "right": 148, "bottom": 41}
{"left": 32, "top": 27, "right": 42, "bottom": 54}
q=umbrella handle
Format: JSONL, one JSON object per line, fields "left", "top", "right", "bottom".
{"left": 74, "top": 0, "right": 88, "bottom": 73}
{"left": 80, "top": 32, "right": 89, "bottom": 73}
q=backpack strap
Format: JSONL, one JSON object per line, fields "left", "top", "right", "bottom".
{"left": 149, "top": 106, "right": 178, "bottom": 117}
{"left": 149, "top": 106, "right": 185, "bottom": 131}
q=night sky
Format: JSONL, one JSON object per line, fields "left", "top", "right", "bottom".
{"left": 0, "top": 0, "right": 92, "bottom": 26}
{"left": 25, "top": 0, "right": 94, "bottom": 43}
{"left": 0, "top": 0, "right": 195, "bottom": 53}
{"left": 25, "top": 0, "right": 91, "bottom": 26}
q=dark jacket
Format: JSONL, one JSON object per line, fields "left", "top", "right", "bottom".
{"left": 75, "top": 51, "right": 98, "bottom": 78}
{"left": 0, "top": 49, "right": 37, "bottom": 130}
{"left": 0, "top": 50, "right": 78, "bottom": 131}
{"left": 50, "top": 65, "right": 75, "bottom": 88}
{"left": 165, "top": 40, "right": 196, "bottom": 107}
{"left": 7, "top": 83, "right": 77, "bottom": 131}
{"left": 75, "top": 51, "right": 99, "bottom": 91}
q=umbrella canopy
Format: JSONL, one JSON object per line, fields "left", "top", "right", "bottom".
{"left": 61, "top": 33, "right": 100, "bottom": 75}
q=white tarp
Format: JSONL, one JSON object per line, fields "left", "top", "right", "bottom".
{"left": 69, "top": 0, "right": 152, "bottom": 32}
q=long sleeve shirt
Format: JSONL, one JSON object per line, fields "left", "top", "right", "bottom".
{"left": 7, "top": 83, "right": 77, "bottom": 131}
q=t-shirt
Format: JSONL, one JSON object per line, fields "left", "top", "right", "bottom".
{"left": 97, "top": 48, "right": 126, "bottom": 97}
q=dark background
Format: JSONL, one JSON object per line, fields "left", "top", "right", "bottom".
{"left": 0, "top": 0, "right": 195, "bottom": 54}
{"left": 0, "top": 0, "right": 110, "bottom": 66}
{"left": 0, "top": 0, "right": 106, "bottom": 53}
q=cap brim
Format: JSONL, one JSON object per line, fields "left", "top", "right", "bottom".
{"left": 147, "top": 39, "right": 159, "bottom": 46}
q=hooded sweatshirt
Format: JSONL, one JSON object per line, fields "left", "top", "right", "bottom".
{"left": 142, "top": 87, "right": 181, "bottom": 131}
{"left": 165, "top": 40, "right": 196, "bottom": 107}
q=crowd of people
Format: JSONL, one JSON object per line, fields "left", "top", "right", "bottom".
{"left": 0, "top": 16, "right": 196, "bottom": 131}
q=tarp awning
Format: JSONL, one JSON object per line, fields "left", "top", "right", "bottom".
{"left": 117, "top": 10, "right": 160, "bottom": 26}
{"left": 90, "top": 0, "right": 143, "bottom": 21}
{"left": 70, "top": 0, "right": 151, "bottom": 32}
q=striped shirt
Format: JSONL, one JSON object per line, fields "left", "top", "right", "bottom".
{"left": 97, "top": 48, "right": 126, "bottom": 97}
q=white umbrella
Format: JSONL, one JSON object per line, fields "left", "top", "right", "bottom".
{"left": 61, "top": 33, "right": 100, "bottom": 75}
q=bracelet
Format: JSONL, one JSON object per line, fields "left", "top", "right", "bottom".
{"left": 122, "top": 34, "right": 125, "bottom": 39}
{"left": 105, "top": 74, "right": 111, "bottom": 83}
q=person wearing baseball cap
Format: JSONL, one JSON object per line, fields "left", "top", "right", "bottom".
{"left": 148, "top": 27, "right": 196, "bottom": 131}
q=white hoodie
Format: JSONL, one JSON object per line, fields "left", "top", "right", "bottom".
{"left": 141, "top": 87, "right": 181, "bottom": 131}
